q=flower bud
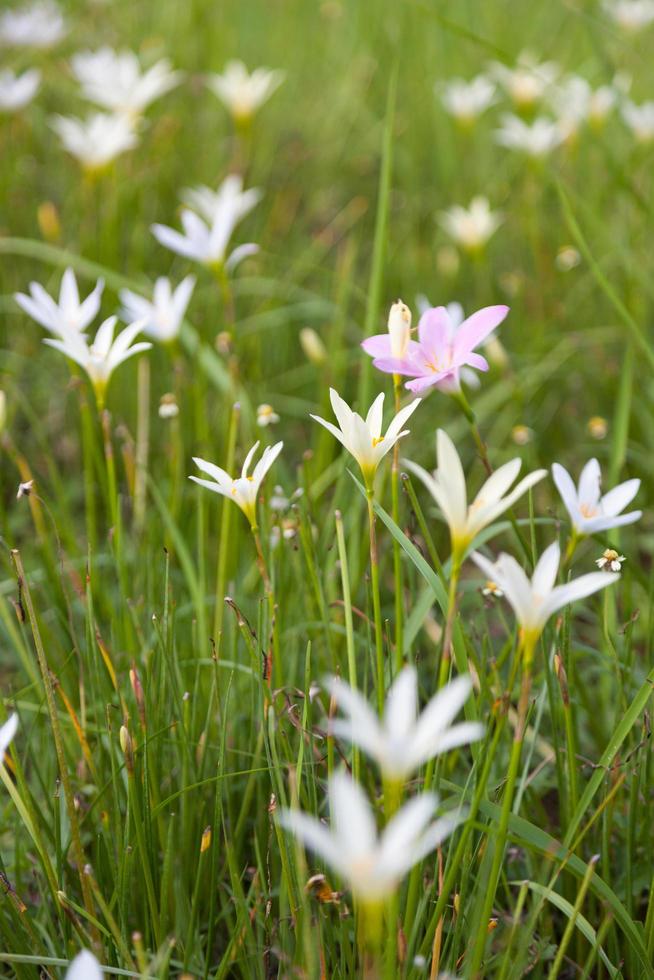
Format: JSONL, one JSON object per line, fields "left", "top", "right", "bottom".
{"left": 387, "top": 300, "right": 411, "bottom": 359}
{"left": 299, "top": 327, "right": 327, "bottom": 365}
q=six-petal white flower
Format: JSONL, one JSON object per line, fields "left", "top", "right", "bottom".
{"left": 439, "top": 75, "right": 497, "bottom": 123}
{"left": 65, "top": 950, "right": 103, "bottom": 980}
{"left": 472, "top": 541, "right": 619, "bottom": 647}
{"left": 311, "top": 388, "right": 420, "bottom": 486}
{"left": 119, "top": 275, "right": 195, "bottom": 344}
{"left": 0, "top": 68, "right": 40, "bottom": 111}
{"left": 190, "top": 441, "right": 283, "bottom": 527}
{"left": 278, "top": 771, "right": 460, "bottom": 902}
{"left": 552, "top": 459, "right": 641, "bottom": 535}
{"left": 405, "top": 428, "right": 547, "bottom": 558}
{"left": 439, "top": 197, "right": 503, "bottom": 253}
{"left": 15, "top": 268, "right": 104, "bottom": 338}
{"left": 328, "top": 669, "right": 482, "bottom": 782}
{"left": 71, "top": 47, "right": 182, "bottom": 118}
{"left": 0, "top": 1, "right": 65, "bottom": 48}
{"left": 494, "top": 114, "right": 565, "bottom": 157}
{"left": 50, "top": 112, "right": 138, "bottom": 170}
{"left": 207, "top": 60, "right": 284, "bottom": 122}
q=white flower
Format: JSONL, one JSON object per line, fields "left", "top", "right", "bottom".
{"left": 603, "top": 0, "right": 654, "bottom": 30}
{"left": 278, "top": 771, "right": 460, "bottom": 902}
{"left": 190, "top": 441, "right": 283, "bottom": 527}
{"left": 494, "top": 114, "right": 565, "bottom": 157}
{"left": 0, "top": 1, "right": 65, "bottom": 48}
{"left": 405, "top": 429, "right": 547, "bottom": 558}
{"left": 256, "top": 404, "right": 279, "bottom": 427}
{"left": 15, "top": 268, "right": 104, "bottom": 337}
{"left": 119, "top": 275, "right": 195, "bottom": 344}
{"left": 44, "top": 317, "right": 151, "bottom": 406}
{"left": 327, "top": 669, "right": 482, "bottom": 781}
{"left": 65, "top": 950, "right": 103, "bottom": 980}
{"left": 181, "top": 173, "right": 262, "bottom": 225}
{"left": 152, "top": 177, "right": 260, "bottom": 270}
{"left": 547, "top": 76, "right": 592, "bottom": 137}
{"left": 207, "top": 59, "right": 284, "bottom": 121}
{"left": 0, "top": 68, "right": 40, "bottom": 111}
{"left": 70, "top": 47, "right": 182, "bottom": 118}
{"left": 490, "top": 52, "right": 559, "bottom": 108}
{"left": 472, "top": 541, "right": 619, "bottom": 645}
{"left": 552, "top": 459, "right": 641, "bottom": 535}
{"left": 439, "top": 197, "right": 502, "bottom": 252}
{"left": 588, "top": 85, "right": 618, "bottom": 126}
{"left": 596, "top": 549, "right": 626, "bottom": 572}
{"left": 158, "top": 393, "right": 179, "bottom": 419}
{"left": 311, "top": 388, "right": 420, "bottom": 486}
{"left": 50, "top": 113, "right": 138, "bottom": 170}
{"left": 386, "top": 300, "right": 412, "bottom": 358}
{"left": 621, "top": 100, "right": 654, "bottom": 142}
{"left": 439, "top": 75, "right": 497, "bottom": 122}
{"left": 0, "top": 713, "right": 18, "bottom": 760}
{"left": 482, "top": 580, "right": 503, "bottom": 597}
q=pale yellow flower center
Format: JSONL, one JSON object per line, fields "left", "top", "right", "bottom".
{"left": 580, "top": 502, "right": 599, "bottom": 518}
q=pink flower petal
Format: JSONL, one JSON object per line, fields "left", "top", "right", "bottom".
{"left": 361, "top": 334, "right": 392, "bottom": 358}
{"left": 418, "top": 306, "right": 452, "bottom": 350}
{"left": 454, "top": 305, "right": 509, "bottom": 356}
{"left": 465, "top": 352, "right": 489, "bottom": 372}
{"left": 373, "top": 357, "right": 421, "bottom": 376}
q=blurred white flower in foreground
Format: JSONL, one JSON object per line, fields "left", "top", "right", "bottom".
{"left": 70, "top": 47, "right": 182, "bottom": 118}
{"left": 0, "top": 1, "right": 65, "bottom": 47}
{"left": 439, "top": 75, "right": 496, "bottom": 124}
{"left": 207, "top": 60, "right": 284, "bottom": 122}
{"left": 311, "top": 388, "right": 420, "bottom": 487}
{"left": 552, "top": 459, "right": 641, "bottom": 535}
{"left": 279, "top": 771, "right": 460, "bottom": 902}
{"left": 120, "top": 275, "right": 195, "bottom": 344}
{"left": 0, "top": 68, "right": 40, "bottom": 111}
{"left": 405, "top": 429, "right": 546, "bottom": 559}
{"left": 15, "top": 268, "right": 104, "bottom": 337}
{"left": 596, "top": 549, "right": 626, "bottom": 572}
{"left": 472, "top": 541, "right": 619, "bottom": 647}
{"left": 603, "top": 0, "right": 654, "bottom": 30}
{"left": 153, "top": 175, "right": 260, "bottom": 271}
{"left": 439, "top": 197, "right": 502, "bottom": 254}
{"left": 495, "top": 114, "right": 564, "bottom": 157}
{"left": 328, "top": 669, "right": 482, "bottom": 781}
{"left": 190, "top": 441, "right": 283, "bottom": 527}
{"left": 181, "top": 173, "right": 262, "bottom": 225}
{"left": 44, "top": 317, "right": 151, "bottom": 407}
{"left": 490, "top": 52, "right": 558, "bottom": 109}
{"left": 65, "top": 950, "right": 103, "bottom": 980}
{"left": 621, "top": 100, "right": 654, "bottom": 142}
{"left": 256, "top": 404, "right": 279, "bottom": 427}
{"left": 0, "top": 713, "right": 18, "bottom": 760}
{"left": 50, "top": 113, "right": 138, "bottom": 171}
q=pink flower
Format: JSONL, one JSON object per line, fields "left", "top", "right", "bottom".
{"left": 363, "top": 303, "right": 508, "bottom": 394}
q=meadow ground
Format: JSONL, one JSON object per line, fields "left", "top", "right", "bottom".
{"left": 1, "top": 0, "right": 654, "bottom": 977}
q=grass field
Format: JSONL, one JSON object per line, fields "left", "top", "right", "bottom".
{"left": 2, "top": 0, "right": 654, "bottom": 977}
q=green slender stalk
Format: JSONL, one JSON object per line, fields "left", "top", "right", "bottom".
{"left": 392, "top": 376, "right": 403, "bottom": 672}
{"left": 213, "top": 403, "right": 240, "bottom": 645}
{"left": 133, "top": 356, "right": 150, "bottom": 536}
{"left": 335, "top": 510, "right": 359, "bottom": 780}
{"left": 366, "top": 487, "right": 385, "bottom": 716}
{"left": 10, "top": 550, "right": 99, "bottom": 944}
{"left": 79, "top": 389, "right": 98, "bottom": 553}
{"left": 546, "top": 854, "right": 599, "bottom": 980}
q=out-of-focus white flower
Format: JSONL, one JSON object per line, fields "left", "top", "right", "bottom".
{"left": 256, "top": 404, "right": 280, "bottom": 427}
{"left": 158, "top": 393, "right": 179, "bottom": 419}
{"left": 16, "top": 480, "right": 33, "bottom": 499}
{"left": 207, "top": 60, "right": 284, "bottom": 122}
{"left": 278, "top": 771, "right": 461, "bottom": 902}
{"left": 549, "top": 76, "right": 619, "bottom": 135}
{"left": 494, "top": 114, "right": 565, "bottom": 157}
{"left": 65, "top": 950, "right": 103, "bottom": 980}
{"left": 588, "top": 85, "right": 618, "bottom": 126}
{"left": 552, "top": 459, "right": 641, "bottom": 535}
{"left": 490, "top": 52, "right": 559, "bottom": 108}
{"left": 119, "top": 276, "right": 195, "bottom": 344}
{"left": 588, "top": 416, "right": 608, "bottom": 440}
{"left": 472, "top": 541, "right": 619, "bottom": 648}
{"left": 621, "top": 100, "right": 654, "bottom": 142}
{"left": 0, "top": 68, "right": 40, "bottom": 111}
{"left": 555, "top": 246, "right": 581, "bottom": 271}
{"left": 153, "top": 175, "right": 260, "bottom": 270}
{"left": 15, "top": 268, "right": 104, "bottom": 337}
{"left": 439, "top": 75, "right": 497, "bottom": 123}
{"left": 0, "top": 713, "right": 18, "bottom": 759}
{"left": 405, "top": 428, "right": 546, "bottom": 560}
{"left": 50, "top": 113, "right": 138, "bottom": 171}
{"left": 190, "top": 441, "right": 283, "bottom": 527}
{"left": 511, "top": 424, "right": 532, "bottom": 446}
{"left": 482, "top": 580, "right": 503, "bottom": 597}
{"left": 328, "top": 669, "right": 482, "bottom": 782}
{"left": 311, "top": 388, "right": 420, "bottom": 487}
{"left": 44, "top": 317, "right": 151, "bottom": 407}
{"left": 181, "top": 173, "right": 262, "bottom": 225}
{"left": 439, "top": 197, "right": 502, "bottom": 253}
{"left": 70, "top": 47, "right": 182, "bottom": 118}
{"left": 0, "top": 1, "right": 65, "bottom": 48}
{"left": 603, "top": 0, "right": 654, "bottom": 30}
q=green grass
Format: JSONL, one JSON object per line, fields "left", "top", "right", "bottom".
{"left": 1, "top": 0, "right": 654, "bottom": 977}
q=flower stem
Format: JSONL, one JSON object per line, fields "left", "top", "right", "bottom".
{"left": 467, "top": 637, "right": 535, "bottom": 977}
{"left": 366, "top": 487, "right": 386, "bottom": 717}
{"left": 133, "top": 356, "right": 150, "bottom": 536}
{"left": 392, "top": 376, "right": 404, "bottom": 672}
{"left": 453, "top": 388, "right": 492, "bottom": 475}
{"left": 439, "top": 557, "right": 461, "bottom": 690}
{"left": 213, "top": 403, "right": 240, "bottom": 647}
